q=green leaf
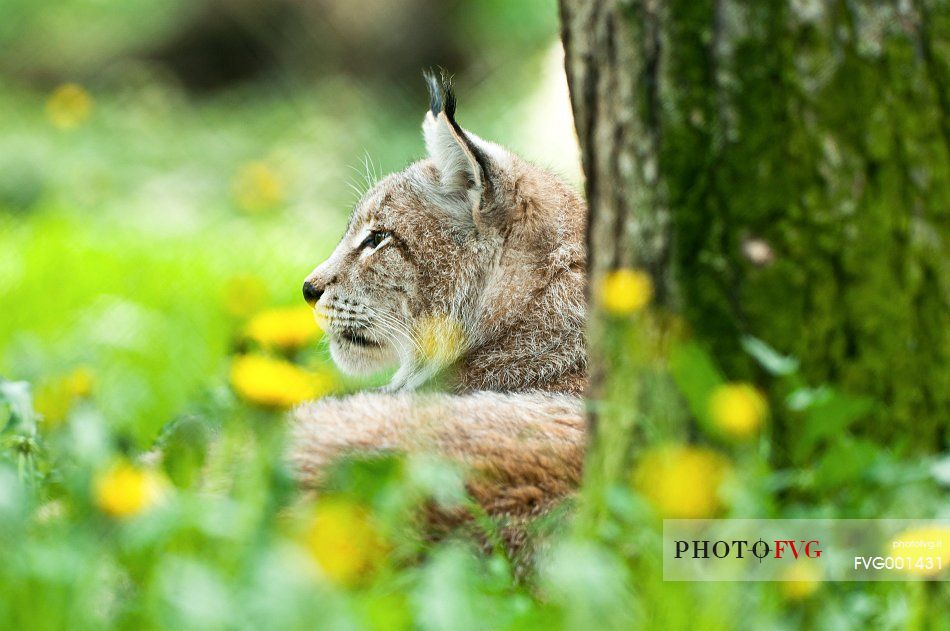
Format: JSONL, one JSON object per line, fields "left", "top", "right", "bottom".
{"left": 159, "top": 415, "right": 213, "bottom": 489}
{"left": 786, "top": 385, "right": 833, "bottom": 411}
{"left": 324, "top": 454, "right": 405, "bottom": 505}
{"left": 741, "top": 336, "right": 799, "bottom": 376}
{"left": 0, "top": 379, "right": 37, "bottom": 435}
{"left": 930, "top": 455, "right": 950, "bottom": 487}
{"left": 668, "top": 342, "right": 724, "bottom": 426}
{"left": 794, "top": 390, "right": 875, "bottom": 460}
{"left": 813, "top": 437, "right": 879, "bottom": 489}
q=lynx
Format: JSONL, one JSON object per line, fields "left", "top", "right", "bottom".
{"left": 291, "top": 71, "right": 587, "bottom": 528}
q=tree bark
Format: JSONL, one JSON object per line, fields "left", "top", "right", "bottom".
{"left": 560, "top": 0, "right": 949, "bottom": 450}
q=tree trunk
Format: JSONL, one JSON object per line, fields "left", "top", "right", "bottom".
{"left": 560, "top": 0, "right": 948, "bottom": 451}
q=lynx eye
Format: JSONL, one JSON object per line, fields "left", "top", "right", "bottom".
{"left": 361, "top": 230, "right": 391, "bottom": 250}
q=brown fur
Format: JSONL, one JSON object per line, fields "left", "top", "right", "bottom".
{"left": 292, "top": 74, "right": 587, "bottom": 530}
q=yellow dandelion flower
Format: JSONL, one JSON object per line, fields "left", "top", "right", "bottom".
{"left": 600, "top": 268, "right": 653, "bottom": 315}
{"left": 632, "top": 445, "right": 731, "bottom": 519}
{"left": 304, "top": 498, "right": 387, "bottom": 587}
{"left": 233, "top": 161, "right": 285, "bottom": 213}
{"left": 64, "top": 366, "right": 94, "bottom": 398}
{"left": 779, "top": 559, "right": 822, "bottom": 601}
{"left": 416, "top": 315, "right": 467, "bottom": 364}
{"left": 35, "top": 366, "right": 94, "bottom": 427}
{"left": 94, "top": 461, "right": 167, "bottom": 518}
{"left": 244, "top": 306, "right": 321, "bottom": 350}
{"left": 887, "top": 526, "right": 950, "bottom": 578}
{"left": 223, "top": 274, "right": 269, "bottom": 318}
{"left": 708, "top": 383, "right": 768, "bottom": 439}
{"left": 46, "top": 83, "right": 93, "bottom": 130}
{"left": 230, "top": 354, "right": 333, "bottom": 409}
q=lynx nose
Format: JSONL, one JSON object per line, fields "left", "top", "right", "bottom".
{"left": 302, "top": 279, "right": 324, "bottom": 306}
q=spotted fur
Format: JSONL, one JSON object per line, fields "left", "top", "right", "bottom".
{"left": 293, "top": 73, "right": 587, "bottom": 527}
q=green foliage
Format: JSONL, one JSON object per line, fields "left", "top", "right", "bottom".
{"left": 669, "top": 341, "right": 724, "bottom": 428}
{"left": 0, "top": 0, "right": 188, "bottom": 75}
{"left": 0, "top": 10, "right": 947, "bottom": 627}
{"left": 661, "top": 0, "right": 949, "bottom": 450}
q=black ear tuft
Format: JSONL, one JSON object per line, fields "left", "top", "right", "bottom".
{"left": 423, "top": 67, "right": 457, "bottom": 122}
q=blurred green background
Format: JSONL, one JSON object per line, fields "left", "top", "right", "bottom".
{"left": 0, "top": 0, "right": 579, "bottom": 443}
{"left": 0, "top": 1, "right": 947, "bottom": 630}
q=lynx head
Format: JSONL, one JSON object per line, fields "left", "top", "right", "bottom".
{"left": 303, "top": 70, "right": 585, "bottom": 391}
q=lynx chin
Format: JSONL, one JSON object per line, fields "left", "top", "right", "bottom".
{"left": 291, "top": 70, "right": 588, "bottom": 532}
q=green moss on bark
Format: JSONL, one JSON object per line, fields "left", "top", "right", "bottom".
{"left": 660, "top": 1, "right": 948, "bottom": 449}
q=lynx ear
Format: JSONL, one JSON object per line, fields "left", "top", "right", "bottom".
{"left": 422, "top": 69, "right": 493, "bottom": 223}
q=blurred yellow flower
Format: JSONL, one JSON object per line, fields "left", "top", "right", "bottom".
{"left": 888, "top": 526, "right": 950, "bottom": 578}
{"left": 708, "top": 383, "right": 768, "bottom": 438}
{"left": 244, "top": 306, "right": 321, "bottom": 350}
{"left": 779, "top": 559, "right": 822, "bottom": 600}
{"left": 94, "top": 461, "right": 167, "bottom": 518}
{"left": 64, "top": 366, "right": 94, "bottom": 398}
{"left": 46, "top": 83, "right": 93, "bottom": 129}
{"left": 600, "top": 268, "right": 653, "bottom": 315}
{"left": 223, "top": 274, "right": 269, "bottom": 318}
{"left": 230, "top": 354, "right": 333, "bottom": 409}
{"left": 34, "top": 382, "right": 72, "bottom": 427}
{"left": 304, "top": 498, "right": 386, "bottom": 587}
{"left": 632, "top": 445, "right": 731, "bottom": 519}
{"left": 233, "top": 161, "right": 285, "bottom": 213}
{"left": 35, "top": 366, "right": 94, "bottom": 427}
{"left": 416, "top": 315, "right": 467, "bottom": 364}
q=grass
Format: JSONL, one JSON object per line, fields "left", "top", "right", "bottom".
{"left": 1, "top": 51, "right": 948, "bottom": 631}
